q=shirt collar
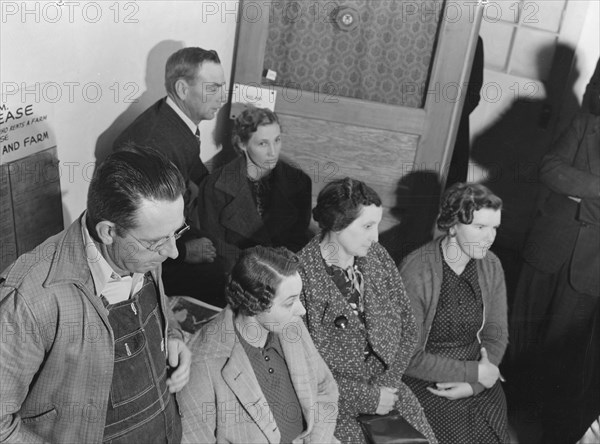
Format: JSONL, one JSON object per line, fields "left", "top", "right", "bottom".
{"left": 81, "top": 213, "right": 133, "bottom": 297}
{"left": 166, "top": 96, "right": 199, "bottom": 135}
{"left": 236, "top": 326, "right": 283, "bottom": 357}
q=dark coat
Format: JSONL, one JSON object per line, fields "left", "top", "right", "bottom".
{"left": 113, "top": 97, "right": 208, "bottom": 186}
{"left": 199, "top": 156, "right": 312, "bottom": 270}
{"left": 298, "top": 237, "right": 436, "bottom": 444}
{"left": 523, "top": 113, "right": 600, "bottom": 296}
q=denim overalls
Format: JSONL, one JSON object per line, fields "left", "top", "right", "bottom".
{"left": 102, "top": 274, "right": 182, "bottom": 443}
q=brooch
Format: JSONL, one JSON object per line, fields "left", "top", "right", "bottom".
{"left": 334, "top": 315, "right": 349, "bottom": 329}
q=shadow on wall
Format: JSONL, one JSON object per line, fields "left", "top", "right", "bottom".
{"left": 205, "top": 102, "right": 237, "bottom": 172}
{"left": 94, "top": 40, "right": 185, "bottom": 165}
{"left": 379, "top": 170, "right": 442, "bottom": 265}
{"left": 470, "top": 43, "right": 579, "bottom": 302}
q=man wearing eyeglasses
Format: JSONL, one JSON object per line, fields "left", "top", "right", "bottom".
{"left": 0, "top": 146, "right": 191, "bottom": 443}
{"left": 114, "top": 46, "right": 228, "bottom": 306}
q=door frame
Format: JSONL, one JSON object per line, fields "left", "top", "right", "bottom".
{"left": 231, "top": 0, "right": 484, "bottom": 185}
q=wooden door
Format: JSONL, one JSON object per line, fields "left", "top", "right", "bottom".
{"left": 231, "top": 0, "right": 483, "bottom": 254}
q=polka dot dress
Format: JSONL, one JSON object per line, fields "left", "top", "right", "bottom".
{"left": 403, "top": 250, "right": 509, "bottom": 444}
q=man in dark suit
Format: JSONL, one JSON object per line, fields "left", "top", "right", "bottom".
{"left": 114, "top": 47, "right": 227, "bottom": 305}
{"left": 509, "top": 109, "right": 600, "bottom": 444}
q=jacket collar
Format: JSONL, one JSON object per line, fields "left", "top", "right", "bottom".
{"left": 165, "top": 96, "right": 198, "bottom": 135}
{"left": 44, "top": 213, "right": 96, "bottom": 291}
{"left": 278, "top": 321, "right": 317, "bottom": 439}
{"left": 358, "top": 252, "right": 404, "bottom": 365}
{"left": 218, "top": 307, "right": 281, "bottom": 443}
{"left": 583, "top": 114, "right": 600, "bottom": 175}
{"left": 214, "top": 157, "right": 298, "bottom": 244}
{"left": 302, "top": 236, "right": 403, "bottom": 366}
{"left": 214, "top": 307, "right": 316, "bottom": 442}
{"left": 44, "top": 213, "right": 162, "bottom": 291}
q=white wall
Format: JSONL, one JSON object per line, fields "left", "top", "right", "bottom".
{"left": 1, "top": 0, "right": 240, "bottom": 225}
{"left": 468, "top": 0, "right": 599, "bottom": 182}
{"left": 571, "top": 0, "right": 600, "bottom": 105}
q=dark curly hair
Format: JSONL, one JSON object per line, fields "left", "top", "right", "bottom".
{"left": 313, "top": 177, "right": 382, "bottom": 234}
{"left": 231, "top": 105, "right": 280, "bottom": 152}
{"left": 437, "top": 182, "right": 502, "bottom": 232}
{"left": 225, "top": 246, "right": 300, "bottom": 316}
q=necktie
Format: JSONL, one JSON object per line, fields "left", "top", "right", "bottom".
{"left": 195, "top": 127, "right": 201, "bottom": 149}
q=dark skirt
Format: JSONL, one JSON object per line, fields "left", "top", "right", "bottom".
{"left": 508, "top": 260, "right": 600, "bottom": 444}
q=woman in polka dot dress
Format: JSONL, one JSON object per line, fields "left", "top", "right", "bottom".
{"left": 400, "top": 183, "right": 509, "bottom": 444}
{"left": 298, "top": 178, "right": 436, "bottom": 443}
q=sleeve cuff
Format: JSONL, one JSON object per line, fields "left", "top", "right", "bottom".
{"left": 174, "top": 237, "right": 187, "bottom": 263}
{"left": 466, "top": 361, "right": 478, "bottom": 383}
{"left": 469, "top": 382, "right": 485, "bottom": 395}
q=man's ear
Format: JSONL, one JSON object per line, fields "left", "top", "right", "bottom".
{"left": 96, "top": 221, "right": 116, "bottom": 245}
{"left": 174, "top": 78, "right": 188, "bottom": 100}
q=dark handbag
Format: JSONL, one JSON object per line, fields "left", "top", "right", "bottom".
{"left": 357, "top": 410, "right": 429, "bottom": 444}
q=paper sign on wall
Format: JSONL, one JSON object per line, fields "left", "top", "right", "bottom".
{"left": 1, "top": 89, "right": 56, "bottom": 165}
{"left": 230, "top": 83, "right": 276, "bottom": 119}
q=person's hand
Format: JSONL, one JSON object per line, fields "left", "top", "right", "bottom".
{"left": 427, "top": 382, "right": 474, "bottom": 400}
{"left": 477, "top": 347, "right": 500, "bottom": 388}
{"left": 376, "top": 386, "right": 399, "bottom": 415}
{"left": 166, "top": 338, "right": 191, "bottom": 393}
{"left": 184, "top": 237, "right": 216, "bottom": 263}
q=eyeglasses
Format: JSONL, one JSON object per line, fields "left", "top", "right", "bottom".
{"left": 120, "top": 222, "right": 190, "bottom": 252}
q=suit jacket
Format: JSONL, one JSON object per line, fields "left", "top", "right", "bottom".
{"left": 199, "top": 156, "right": 312, "bottom": 270}
{"left": 179, "top": 306, "right": 340, "bottom": 443}
{"left": 523, "top": 113, "right": 600, "bottom": 296}
{"left": 0, "top": 214, "right": 181, "bottom": 443}
{"left": 298, "top": 237, "right": 436, "bottom": 444}
{"left": 113, "top": 97, "right": 208, "bottom": 186}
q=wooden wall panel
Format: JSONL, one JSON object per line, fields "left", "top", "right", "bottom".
{"left": 279, "top": 114, "right": 419, "bottom": 232}
{"left": 1, "top": 148, "right": 63, "bottom": 272}
{"left": 0, "top": 163, "right": 16, "bottom": 272}
{"left": 11, "top": 149, "right": 63, "bottom": 255}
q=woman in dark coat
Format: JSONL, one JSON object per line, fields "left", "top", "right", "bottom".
{"left": 400, "top": 183, "right": 509, "bottom": 444}
{"left": 298, "top": 177, "right": 436, "bottom": 443}
{"left": 199, "top": 106, "right": 312, "bottom": 273}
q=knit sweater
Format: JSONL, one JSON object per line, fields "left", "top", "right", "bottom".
{"left": 399, "top": 236, "right": 508, "bottom": 393}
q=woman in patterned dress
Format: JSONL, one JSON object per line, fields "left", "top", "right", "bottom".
{"left": 400, "top": 183, "right": 509, "bottom": 444}
{"left": 298, "top": 177, "right": 436, "bottom": 443}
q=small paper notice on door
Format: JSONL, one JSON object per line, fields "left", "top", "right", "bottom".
{"left": 231, "top": 83, "right": 276, "bottom": 112}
